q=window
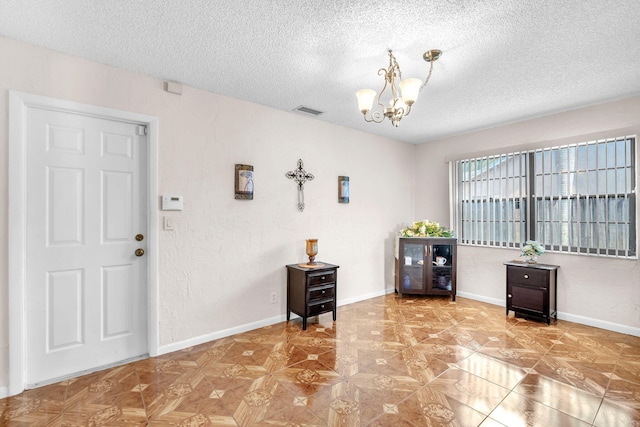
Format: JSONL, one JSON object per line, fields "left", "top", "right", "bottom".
{"left": 453, "top": 136, "right": 636, "bottom": 258}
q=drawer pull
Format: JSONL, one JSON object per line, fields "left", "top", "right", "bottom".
{"left": 322, "top": 290, "right": 326, "bottom": 294}
{"left": 321, "top": 276, "right": 325, "bottom": 280}
{"left": 508, "top": 294, "right": 512, "bottom": 298}
{"left": 523, "top": 274, "right": 529, "bottom": 279}
{"left": 321, "top": 304, "right": 325, "bottom": 308}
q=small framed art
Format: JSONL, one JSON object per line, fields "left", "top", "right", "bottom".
{"left": 235, "top": 164, "right": 254, "bottom": 200}
{"left": 338, "top": 176, "right": 349, "bottom": 203}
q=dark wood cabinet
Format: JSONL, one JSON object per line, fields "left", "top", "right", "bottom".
{"left": 396, "top": 237, "right": 457, "bottom": 300}
{"left": 505, "top": 262, "right": 558, "bottom": 324}
{"left": 286, "top": 262, "right": 339, "bottom": 330}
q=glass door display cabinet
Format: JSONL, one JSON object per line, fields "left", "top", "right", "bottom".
{"left": 396, "top": 237, "right": 457, "bottom": 300}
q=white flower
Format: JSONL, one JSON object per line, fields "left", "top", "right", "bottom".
{"left": 521, "top": 240, "right": 544, "bottom": 257}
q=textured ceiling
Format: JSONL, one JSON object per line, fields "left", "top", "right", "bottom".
{"left": 1, "top": 0, "right": 640, "bottom": 144}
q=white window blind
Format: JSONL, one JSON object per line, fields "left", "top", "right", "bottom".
{"left": 455, "top": 152, "right": 528, "bottom": 248}
{"left": 453, "top": 135, "right": 636, "bottom": 258}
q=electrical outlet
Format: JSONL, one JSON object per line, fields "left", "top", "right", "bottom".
{"left": 270, "top": 292, "right": 277, "bottom": 303}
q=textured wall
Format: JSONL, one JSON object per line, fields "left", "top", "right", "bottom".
{"left": 2, "top": 34, "right": 638, "bottom": 396}
{"left": 0, "top": 36, "right": 416, "bottom": 391}
{"left": 414, "top": 96, "right": 640, "bottom": 334}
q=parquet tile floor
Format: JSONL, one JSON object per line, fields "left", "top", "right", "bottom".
{"left": 2, "top": 294, "right": 639, "bottom": 426}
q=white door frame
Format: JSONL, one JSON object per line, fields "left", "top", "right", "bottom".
{"left": 8, "top": 91, "right": 159, "bottom": 396}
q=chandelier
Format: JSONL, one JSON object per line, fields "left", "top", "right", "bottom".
{"left": 356, "top": 49, "right": 442, "bottom": 127}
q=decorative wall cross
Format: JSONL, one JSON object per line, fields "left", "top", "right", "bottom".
{"left": 285, "top": 159, "right": 314, "bottom": 211}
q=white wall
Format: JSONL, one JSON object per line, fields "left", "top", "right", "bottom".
{"left": 0, "top": 36, "right": 416, "bottom": 391}
{"left": 2, "top": 34, "right": 638, "bottom": 395}
{"left": 415, "top": 96, "right": 640, "bottom": 335}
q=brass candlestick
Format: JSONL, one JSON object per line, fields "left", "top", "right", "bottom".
{"left": 305, "top": 239, "right": 318, "bottom": 265}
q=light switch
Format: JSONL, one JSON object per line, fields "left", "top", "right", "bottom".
{"left": 164, "top": 216, "right": 176, "bottom": 230}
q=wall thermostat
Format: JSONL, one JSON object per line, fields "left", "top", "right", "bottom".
{"left": 162, "top": 195, "right": 183, "bottom": 211}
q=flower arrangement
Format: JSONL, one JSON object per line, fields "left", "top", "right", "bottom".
{"left": 400, "top": 220, "right": 453, "bottom": 238}
{"left": 521, "top": 240, "right": 545, "bottom": 263}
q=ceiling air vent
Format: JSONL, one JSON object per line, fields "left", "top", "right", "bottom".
{"left": 293, "top": 105, "right": 324, "bottom": 117}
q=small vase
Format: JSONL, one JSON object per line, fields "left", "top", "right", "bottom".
{"left": 526, "top": 255, "right": 537, "bottom": 264}
{"left": 305, "top": 239, "right": 318, "bottom": 265}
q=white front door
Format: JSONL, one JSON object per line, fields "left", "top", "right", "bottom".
{"left": 24, "top": 106, "right": 148, "bottom": 386}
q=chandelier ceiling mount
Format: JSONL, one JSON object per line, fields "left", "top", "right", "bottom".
{"left": 423, "top": 49, "right": 442, "bottom": 62}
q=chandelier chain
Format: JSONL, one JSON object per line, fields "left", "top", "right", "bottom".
{"left": 420, "top": 59, "right": 436, "bottom": 92}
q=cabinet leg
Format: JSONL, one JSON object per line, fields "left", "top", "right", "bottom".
{"left": 332, "top": 310, "right": 336, "bottom": 322}
{"left": 506, "top": 308, "right": 509, "bottom": 316}
{"left": 302, "top": 317, "right": 307, "bottom": 330}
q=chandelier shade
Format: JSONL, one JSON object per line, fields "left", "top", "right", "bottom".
{"left": 356, "top": 49, "right": 441, "bottom": 127}
{"left": 356, "top": 89, "right": 376, "bottom": 113}
{"left": 399, "top": 78, "right": 422, "bottom": 105}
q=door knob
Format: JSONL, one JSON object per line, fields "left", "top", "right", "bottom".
{"left": 135, "top": 234, "right": 144, "bottom": 241}
{"left": 135, "top": 248, "right": 145, "bottom": 257}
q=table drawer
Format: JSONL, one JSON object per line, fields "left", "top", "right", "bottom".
{"left": 507, "top": 266, "right": 548, "bottom": 286}
{"left": 308, "top": 299, "right": 334, "bottom": 316}
{"left": 308, "top": 270, "right": 335, "bottom": 285}
{"left": 309, "top": 284, "right": 335, "bottom": 301}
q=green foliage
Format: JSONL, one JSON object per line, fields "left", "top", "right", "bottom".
{"left": 400, "top": 220, "right": 453, "bottom": 237}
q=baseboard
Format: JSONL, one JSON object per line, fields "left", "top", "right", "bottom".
{"left": 457, "top": 291, "right": 505, "bottom": 307}
{"left": 158, "top": 288, "right": 395, "bottom": 356}
{"left": 0, "top": 385, "right": 8, "bottom": 399}
{"left": 158, "top": 287, "right": 639, "bottom": 356}
{"left": 558, "top": 312, "right": 640, "bottom": 337}
{"left": 158, "top": 314, "right": 286, "bottom": 355}
{"left": 457, "top": 291, "right": 640, "bottom": 337}
{"left": 339, "top": 288, "right": 393, "bottom": 306}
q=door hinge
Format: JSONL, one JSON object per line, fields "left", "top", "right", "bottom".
{"left": 137, "top": 125, "right": 147, "bottom": 136}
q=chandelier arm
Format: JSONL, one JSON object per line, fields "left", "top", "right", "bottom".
{"left": 366, "top": 110, "right": 384, "bottom": 123}
{"left": 376, "top": 74, "right": 390, "bottom": 109}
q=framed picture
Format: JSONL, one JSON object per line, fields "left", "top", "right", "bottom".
{"left": 235, "top": 164, "right": 254, "bottom": 200}
{"left": 338, "top": 176, "right": 349, "bottom": 203}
